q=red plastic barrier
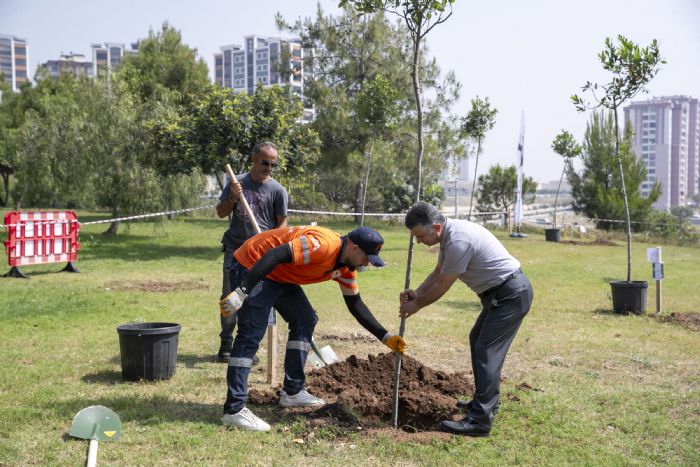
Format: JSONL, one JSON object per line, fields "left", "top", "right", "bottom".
{"left": 3, "top": 211, "right": 80, "bottom": 277}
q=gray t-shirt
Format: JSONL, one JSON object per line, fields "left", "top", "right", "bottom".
{"left": 438, "top": 218, "right": 521, "bottom": 295}
{"left": 219, "top": 173, "right": 288, "bottom": 251}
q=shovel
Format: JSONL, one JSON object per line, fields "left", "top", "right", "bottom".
{"left": 307, "top": 337, "right": 339, "bottom": 368}
{"left": 69, "top": 405, "right": 121, "bottom": 467}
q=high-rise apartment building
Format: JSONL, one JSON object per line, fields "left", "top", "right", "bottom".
{"left": 624, "top": 96, "right": 700, "bottom": 210}
{"left": 0, "top": 34, "right": 29, "bottom": 92}
{"left": 40, "top": 53, "right": 93, "bottom": 80}
{"left": 215, "top": 35, "right": 314, "bottom": 121}
{"left": 91, "top": 42, "right": 137, "bottom": 79}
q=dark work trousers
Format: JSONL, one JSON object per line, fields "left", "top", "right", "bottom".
{"left": 219, "top": 246, "right": 237, "bottom": 351}
{"left": 469, "top": 271, "right": 533, "bottom": 426}
{"left": 223, "top": 261, "right": 318, "bottom": 415}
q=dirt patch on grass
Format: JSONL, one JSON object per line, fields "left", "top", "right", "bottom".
{"left": 315, "top": 333, "right": 375, "bottom": 344}
{"left": 560, "top": 237, "right": 618, "bottom": 246}
{"left": 104, "top": 280, "right": 210, "bottom": 293}
{"left": 249, "top": 353, "right": 474, "bottom": 434}
{"left": 658, "top": 312, "right": 700, "bottom": 332}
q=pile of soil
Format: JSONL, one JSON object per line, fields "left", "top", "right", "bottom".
{"left": 250, "top": 353, "right": 474, "bottom": 432}
{"left": 659, "top": 312, "right": 700, "bottom": 332}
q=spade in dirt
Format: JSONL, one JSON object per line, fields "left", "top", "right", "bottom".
{"left": 69, "top": 405, "right": 121, "bottom": 467}
{"left": 307, "top": 337, "right": 339, "bottom": 368}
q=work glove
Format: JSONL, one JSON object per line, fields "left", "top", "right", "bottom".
{"left": 382, "top": 333, "right": 406, "bottom": 354}
{"left": 219, "top": 287, "right": 247, "bottom": 317}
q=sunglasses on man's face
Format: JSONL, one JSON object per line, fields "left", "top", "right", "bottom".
{"left": 259, "top": 160, "right": 278, "bottom": 168}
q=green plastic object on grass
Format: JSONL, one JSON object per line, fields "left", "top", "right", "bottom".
{"left": 69, "top": 405, "right": 121, "bottom": 467}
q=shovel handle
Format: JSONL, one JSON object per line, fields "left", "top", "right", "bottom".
{"left": 225, "top": 164, "right": 261, "bottom": 235}
{"left": 87, "top": 439, "right": 98, "bottom": 467}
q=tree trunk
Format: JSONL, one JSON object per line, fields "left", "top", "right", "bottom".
{"left": 613, "top": 107, "right": 633, "bottom": 282}
{"left": 553, "top": 165, "right": 566, "bottom": 228}
{"left": 106, "top": 206, "right": 120, "bottom": 236}
{"left": 0, "top": 172, "right": 9, "bottom": 207}
{"left": 354, "top": 181, "right": 363, "bottom": 226}
{"left": 360, "top": 141, "right": 373, "bottom": 227}
{"left": 467, "top": 139, "right": 481, "bottom": 221}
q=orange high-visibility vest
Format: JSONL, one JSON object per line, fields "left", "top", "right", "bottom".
{"left": 234, "top": 225, "right": 358, "bottom": 295}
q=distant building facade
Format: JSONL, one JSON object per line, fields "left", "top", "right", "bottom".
{"left": 624, "top": 96, "right": 700, "bottom": 211}
{"left": 40, "top": 53, "right": 93, "bottom": 80}
{"left": 0, "top": 34, "right": 29, "bottom": 92}
{"left": 91, "top": 42, "right": 137, "bottom": 79}
{"left": 214, "top": 35, "right": 314, "bottom": 121}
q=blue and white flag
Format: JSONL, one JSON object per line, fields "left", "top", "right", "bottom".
{"left": 514, "top": 112, "right": 525, "bottom": 228}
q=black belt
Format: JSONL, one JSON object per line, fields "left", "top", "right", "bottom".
{"left": 478, "top": 269, "right": 522, "bottom": 299}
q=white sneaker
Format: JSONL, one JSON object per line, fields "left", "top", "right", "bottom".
{"left": 222, "top": 407, "right": 271, "bottom": 432}
{"left": 279, "top": 389, "right": 326, "bottom": 408}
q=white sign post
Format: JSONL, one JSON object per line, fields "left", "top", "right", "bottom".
{"left": 647, "top": 247, "right": 663, "bottom": 315}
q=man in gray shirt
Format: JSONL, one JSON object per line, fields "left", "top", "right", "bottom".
{"left": 215, "top": 142, "right": 288, "bottom": 362}
{"left": 399, "top": 201, "right": 533, "bottom": 437}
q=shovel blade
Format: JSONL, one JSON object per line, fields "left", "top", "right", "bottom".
{"left": 70, "top": 405, "right": 121, "bottom": 442}
{"left": 308, "top": 345, "right": 340, "bottom": 368}
{"left": 318, "top": 345, "right": 339, "bottom": 364}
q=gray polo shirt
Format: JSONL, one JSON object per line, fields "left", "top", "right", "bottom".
{"left": 438, "top": 219, "right": 521, "bottom": 295}
{"left": 219, "top": 173, "right": 288, "bottom": 251}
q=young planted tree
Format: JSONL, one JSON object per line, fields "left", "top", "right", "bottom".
{"left": 461, "top": 96, "right": 498, "bottom": 220}
{"left": 339, "top": 0, "right": 454, "bottom": 428}
{"left": 572, "top": 35, "right": 663, "bottom": 283}
{"left": 356, "top": 74, "right": 400, "bottom": 225}
{"left": 550, "top": 130, "right": 582, "bottom": 229}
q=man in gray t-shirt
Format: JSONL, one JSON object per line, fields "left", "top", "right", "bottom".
{"left": 215, "top": 142, "right": 288, "bottom": 362}
{"left": 399, "top": 202, "right": 533, "bottom": 437}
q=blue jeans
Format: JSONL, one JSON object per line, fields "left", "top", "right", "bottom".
{"left": 219, "top": 247, "right": 237, "bottom": 351}
{"left": 223, "top": 261, "right": 318, "bottom": 414}
{"left": 468, "top": 271, "right": 533, "bottom": 426}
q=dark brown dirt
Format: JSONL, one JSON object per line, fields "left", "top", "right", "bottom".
{"left": 104, "top": 280, "right": 209, "bottom": 293}
{"left": 658, "top": 312, "right": 700, "bottom": 332}
{"left": 249, "top": 352, "right": 474, "bottom": 432}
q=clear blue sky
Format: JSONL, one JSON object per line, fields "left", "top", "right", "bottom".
{"left": 2, "top": 0, "right": 699, "bottom": 183}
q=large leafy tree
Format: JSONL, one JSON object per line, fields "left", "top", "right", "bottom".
{"left": 147, "top": 84, "right": 321, "bottom": 196}
{"left": 572, "top": 35, "right": 663, "bottom": 282}
{"left": 460, "top": 96, "right": 498, "bottom": 220}
{"left": 476, "top": 164, "right": 536, "bottom": 217}
{"left": 117, "top": 22, "right": 210, "bottom": 104}
{"left": 566, "top": 111, "right": 660, "bottom": 232}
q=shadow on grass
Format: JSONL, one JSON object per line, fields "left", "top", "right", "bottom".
{"left": 78, "top": 235, "right": 219, "bottom": 263}
{"left": 440, "top": 299, "right": 481, "bottom": 312}
{"left": 82, "top": 370, "right": 124, "bottom": 385}
{"left": 55, "top": 394, "right": 295, "bottom": 427}
{"left": 179, "top": 353, "right": 221, "bottom": 368}
{"left": 55, "top": 395, "right": 223, "bottom": 425}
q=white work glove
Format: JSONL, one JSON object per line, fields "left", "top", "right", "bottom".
{"left": 219, "top": 287, "right": 247, "bottom": 317}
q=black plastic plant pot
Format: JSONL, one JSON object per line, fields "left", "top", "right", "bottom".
{"left": 544, "top": 228, "right": 561, "bottom": 242}
{"left": 610, "top": 281, "right": 648, "bottom": 315}
{"left": 117, "top": 322, "right": 181, "bottom": 381}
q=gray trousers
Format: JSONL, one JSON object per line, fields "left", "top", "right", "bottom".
{"left": 469, "top": 271, "right": 533, "bottom": 426}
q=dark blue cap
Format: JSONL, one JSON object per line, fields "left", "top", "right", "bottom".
{"left": 348, "top": 226, "right": 385, "bottom": 267}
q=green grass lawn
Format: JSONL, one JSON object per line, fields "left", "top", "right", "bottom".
{"left": 1, "top": 211, "right": 698, "bottom": 466}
